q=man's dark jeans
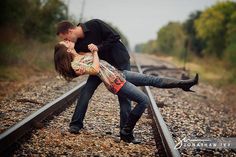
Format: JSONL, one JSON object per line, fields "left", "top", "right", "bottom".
{"left": 70, "top": 63, "right": 131, "bottom": 129}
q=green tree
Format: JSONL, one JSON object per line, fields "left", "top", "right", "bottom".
{"left": 135, "top": 22, "right": 186, "bottom": 56}
{"left": 194, "top": 1, "right": 236, "bottom": 58}
{"left": 0, "top": 0, "right": 29, "bottom": 26}
{"left": 224, "top": 11, "right": 236, "bottom": 68}
{"left": 135, "top": 39, "right": 159, "bottom": 54}
{"left": 23, "top": 0, "right": 67, "bottom": 41}
{"left": 183, "top": 11, "right": 205, "bottom": 57}
{"left": 136, "top": 40, "right": 158, "bottom": 54}
{"left": 0, "top": 0, "right": 67, "bottom": 41}
{"left": 0, "top": 0, "right": 67, "bottom": 66}
{"left": 157, "top": 22, "right": 186, "bottom": 58}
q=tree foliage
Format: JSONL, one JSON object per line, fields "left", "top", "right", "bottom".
{"left": 224, "top": 11, "right": 236, "bottom": 68}
{"left": 0, "top": 0, "right": 67, "bottom": 66}
{"left": 135, "top": 40, "right": 158, "bottom": 54}
{"left": 135, "top": 22, "right": 186, "bottom": 58}
{"left": 194, "top": 1, "right": 236, "bottom": 58}
{"left": 157, "top": 22, "right": 187, "bottom": 58}
{"left": 183, "top": 11, "right": 205, "bottom": 57}
{"left": 0, "top": 0, "right": 67, "bottom": 41}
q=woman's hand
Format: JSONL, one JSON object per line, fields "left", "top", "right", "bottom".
{"left": 88, "top": 43, "right": 98, "bottom": 52}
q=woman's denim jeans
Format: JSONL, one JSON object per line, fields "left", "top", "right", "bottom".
{"left": 116, "top": 70, "right": 162, "bottom": 117}
{"left": 123, "top": 70, "right": 180, "bottom": 87}
{"left": 117, "top": 80, "right": 149, "bottom": 117}
{"left": 117, "top": 70, "right": 181, "bottom": 117}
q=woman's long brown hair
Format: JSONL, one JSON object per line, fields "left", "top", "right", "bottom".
{"left": 54, "top": 43, "right": 77, "bottom": 81}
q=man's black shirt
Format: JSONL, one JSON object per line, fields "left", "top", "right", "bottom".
{"left": 74, "top": 19, "right": 130, "bottom": 70}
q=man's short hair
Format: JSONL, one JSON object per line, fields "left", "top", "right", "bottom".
{"left": 56, "top": 21, "right": 75, "bottom": 35}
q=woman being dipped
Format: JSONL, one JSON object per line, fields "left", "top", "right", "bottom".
{"left": 54, "top": 40, "right": 198, "bottom": 143}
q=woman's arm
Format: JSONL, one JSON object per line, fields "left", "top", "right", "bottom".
{"left": 73, "top": 51, "right": 100, "bottom": 75}
{"left": 91, "top": 51, "right": 100, "bottom": 73}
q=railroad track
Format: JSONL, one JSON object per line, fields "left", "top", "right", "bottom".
{"left": 0, "top": 81, "right": 86, "bottom": 155}
{"left": 0, "top": 55, "right": 184, "bottom": 156}
{"left": 0, "top": 56, "right": 183, "bottom": 156}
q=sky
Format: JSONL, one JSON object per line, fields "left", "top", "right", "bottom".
{"left": 67, "top": 0, "right": 223, "bottom": 50}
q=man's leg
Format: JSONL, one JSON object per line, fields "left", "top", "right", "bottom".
{"left": 118, "top": 94, "right": 131, "bottom": 129}
{"left": 69, "top": 75, "right": 102, "bottom": 133}
{"left": 118, "top": 62, "right": 131, "bottom": 129}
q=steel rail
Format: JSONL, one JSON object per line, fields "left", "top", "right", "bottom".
{"left": 0, "top": 81, "right": 86, "bottom": 154}
{"left": 130, "top": 64, "right": 185, "bottom": 71}
{"left": 133, "top": 56, "right": 181, "bottom": 157}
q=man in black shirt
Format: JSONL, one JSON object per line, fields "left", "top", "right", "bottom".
{"left": 56, "top": 19, "right": 140, "bottom": 144}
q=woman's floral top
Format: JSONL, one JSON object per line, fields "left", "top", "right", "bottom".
{"left": 71, "top": 54, "right": 126, "bottom": 94}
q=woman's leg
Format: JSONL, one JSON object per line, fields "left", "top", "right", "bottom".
{"left": 117, "top": 81, "right": 149, "bottom": 117}
{"left": 116, "top": 81, "right": 150, "bottom": 143}
{"left": 123, "top": 70, "right": 198, "bottom": 91}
